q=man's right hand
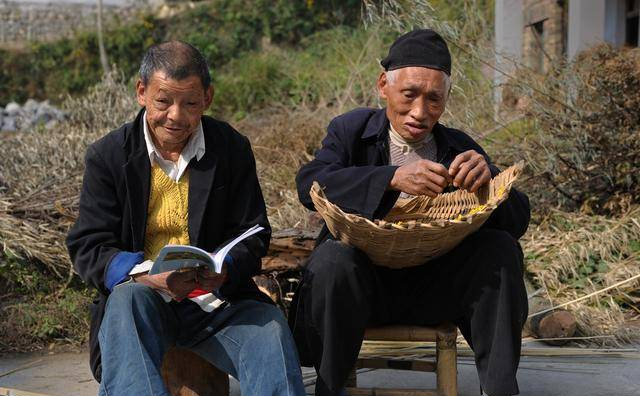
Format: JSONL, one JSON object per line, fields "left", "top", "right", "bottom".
{"left": 133, "top": 270, "right": 198, "bottom": 302}
{"left": 389, "top": 160, "right": 451, "bottom": 197}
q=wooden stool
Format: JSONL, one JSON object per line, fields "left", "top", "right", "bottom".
{"left": 162, "top": 347, "right": 229, "bottom": 396}
{"left": 346, "top": 324, "right": 458, "bottom": 396}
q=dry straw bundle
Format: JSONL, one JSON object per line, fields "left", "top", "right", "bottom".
{"left": 310, "top": 162, "right": 524, "bottom": 268}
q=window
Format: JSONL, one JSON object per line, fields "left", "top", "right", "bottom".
{"left": 531, "top": 21, "right": 545, "bottom": 73}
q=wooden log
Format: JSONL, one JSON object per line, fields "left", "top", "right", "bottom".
{"left": 261, "top": 228, "right": 316, "bottom": 273}
{"left": 161, "top": 347, "right": 229, "bottom": 396}
{"left": 529, "top": 309, "right": 577, "bottom": 345}
{"left": 525, "top": 279, "right": 577, "bottom": 345}
{"left": 253, "top": 274, "right": 280, "bottom": 303}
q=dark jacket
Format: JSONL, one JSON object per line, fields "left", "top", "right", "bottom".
{"left": 296, "top": 108, "right": 530, "bottom": 242}
{"left": 66, "top": 109, "right": 272, "bottom": 381}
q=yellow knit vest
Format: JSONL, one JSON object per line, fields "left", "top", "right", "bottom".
{"left": 144, "top": 165, "right": 190, "bottom": 261}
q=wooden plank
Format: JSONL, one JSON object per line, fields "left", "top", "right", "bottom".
{"left": 0, "top": 388, "right": 54, "bottom": 396}
{"left": 261, "top": 231, "right": 316, "bottom": 272}
{"left": 364, "top": 324, "right": 456, "bottom": 342}
{"left": 356, "top": 358, "right": 436, "bottom": 372}
{"left": 345, "top": 388, "right": 438, "bottom": 396}
{"left": 161, "top": 348, "right": 229, "bottom": 396}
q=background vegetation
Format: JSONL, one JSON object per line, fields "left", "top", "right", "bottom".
{"left": 0, "top": 0, "right": 360, "bottom": 106}
{"left": 0, "top": 0, "right": 638, "bottom": 351}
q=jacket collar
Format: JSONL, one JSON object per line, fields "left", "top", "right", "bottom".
{"left": 361, "top": 108, "right": 389, "bottom": 140}
{"left": 123, "top": 109, "right": 150, "bottom": 250}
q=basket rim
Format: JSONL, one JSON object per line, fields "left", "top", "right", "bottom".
{"left": 310, "top": 161, "right": 524, "bottom": 232}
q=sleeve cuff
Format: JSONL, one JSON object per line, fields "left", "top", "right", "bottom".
{"left": 105, "top": 251, "right": 144, "bottom": 291}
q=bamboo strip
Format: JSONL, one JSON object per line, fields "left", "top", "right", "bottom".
{"left": 528, "top": 273, "right": 640, "bottom": 319}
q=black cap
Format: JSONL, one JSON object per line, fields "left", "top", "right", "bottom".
{"left": 380, "top": 29, "right": 451, "bottom": 75}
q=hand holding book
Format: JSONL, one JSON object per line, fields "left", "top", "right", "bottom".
{"left": 149, "top": 224, "right": 264, "bottom": 275}
{"left": 131, "top": 224, "right": 264, "bottom": 302}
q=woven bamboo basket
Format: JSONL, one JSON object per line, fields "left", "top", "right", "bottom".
{"left": 310, "top": 161, "right": 524, "bottom": 268}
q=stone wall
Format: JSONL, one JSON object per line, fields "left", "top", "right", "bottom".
{"left": 0, "top": 1, "right": 142, "bottom": 49}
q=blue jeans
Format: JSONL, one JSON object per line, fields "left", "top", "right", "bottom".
{"left": 98, "top": 283, "right": 306, "bottom": 396}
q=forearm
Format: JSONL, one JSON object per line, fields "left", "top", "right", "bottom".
{"left": 296, "top": 162, "right": 400, "bottom": 219}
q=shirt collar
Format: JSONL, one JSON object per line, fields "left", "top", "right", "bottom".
{"left": 388, "top": 123, "right": 434, "bottom": 153}
{"left": 142, "top": 111, "right": 205, "bottom": 164}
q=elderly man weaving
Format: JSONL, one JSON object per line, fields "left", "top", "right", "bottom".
{"left": 66, "top": 41, "right": 306, "bottom": 396}
{"left": 291, "top": 29, "right": 530, "bottom": 396}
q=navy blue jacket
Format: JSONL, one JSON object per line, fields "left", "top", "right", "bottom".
{"left": 296, "top": 108, "right": 530, "bottom": 242}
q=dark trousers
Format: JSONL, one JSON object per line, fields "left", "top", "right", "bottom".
{"left": 289, "top": 228, "right": 528, "bottom": 396}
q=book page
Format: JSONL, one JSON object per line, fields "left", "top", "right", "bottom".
{"left": 212, "top": 224, "right": 264, "bottom": 272}
{"left": 150, "top": 245, "right": 214, "bottom": 275}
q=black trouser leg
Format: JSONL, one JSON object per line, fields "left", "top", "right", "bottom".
{"left": 453, "top": 229, "right": 527, "bottom": 396}
{"left": 290, "top": 229, "right": 528, "bottom": 396}
{"left": 291, "top": 239, "right": 389, "bottom": 396}
{"left": 404, "top": 228, "right": 528, "bottom": 396}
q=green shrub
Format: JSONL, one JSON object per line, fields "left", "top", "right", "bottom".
{"left": 0, "top": 1, "right": 361, "bottom": 107}
{"left": 0, "top": 14, "right": 159, "bottom": 106}
{"left": 211, "top": 26, "right": 389, "bottom": 119}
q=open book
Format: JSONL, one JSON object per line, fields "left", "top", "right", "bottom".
{"left": 148, "top": 224, "right": 264, "bottom": 275}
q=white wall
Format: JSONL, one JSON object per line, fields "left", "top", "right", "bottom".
{"left": 604, "top": 0, "right": 627, "bottom": 46}
{"left": 568, "top": 0, "right": 607, "bottom": 59}
{"left": 494, "top": 0, "right": 523, "bottom": 108}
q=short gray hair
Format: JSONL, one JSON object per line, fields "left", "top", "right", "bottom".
{"left": 139, "top": 41, "right": 211, "bottom": 89}
{"left": 386, "top": 68, "right": 451, "bottom": 97}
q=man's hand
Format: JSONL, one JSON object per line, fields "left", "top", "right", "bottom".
{"left": 194, "top": 266, "right": 228, "bottom": 293}
{"left": 448, "top": 150, "right": 491, "bottom": 193}
{"left": 390, "top": 159, "right": 451, "bottom": 197}
{"left": 133, "top": 270, "right": 198, "bottom": 302}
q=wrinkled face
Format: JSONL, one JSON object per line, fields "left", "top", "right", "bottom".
{"left": 136, "top": 71, "right": 213, "bottom": 149}
{"left": 378, "top": 67, "right": 448, "bottom": 142}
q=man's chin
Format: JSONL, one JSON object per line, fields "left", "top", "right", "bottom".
{"left": 160, "top": 128, "right": 191, "bottom": 140}
{"left": 403, "top": 127, "right": 430, "bottom": 142}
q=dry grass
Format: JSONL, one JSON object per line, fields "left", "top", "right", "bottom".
{"left": 0, "top": 72, "right": 136, "bottom": 285}
{"left": 523, "top": 208, "right": 640, "bottom": 344}
{"left": 238, "top": 105, "right": 336, "bottom": 230}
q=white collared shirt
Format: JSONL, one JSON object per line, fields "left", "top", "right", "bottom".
{"left": 142, "top": 111, "right": 205, "bottom": 181}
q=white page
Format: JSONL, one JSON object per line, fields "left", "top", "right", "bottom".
{"left": 212, "top": 224, "right": 264, "bottom": 272}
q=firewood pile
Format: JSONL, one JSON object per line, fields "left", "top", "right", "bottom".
{"left": 254, "top": 228, "right": 317, "bottom": 313}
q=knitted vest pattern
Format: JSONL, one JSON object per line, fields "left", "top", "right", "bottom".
{"left": 144, "top": 165, "right": 190, "bottom": 261}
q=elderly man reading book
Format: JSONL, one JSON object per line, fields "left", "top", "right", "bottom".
{"left": 66, "top": 41, "right": 305, "bottom": 396}
{"left": 291, "top": 29, "right": 531, "bottom": 396}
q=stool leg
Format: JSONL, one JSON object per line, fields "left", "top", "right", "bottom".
{"left": 436, "top": 331, "right": 457, "bottom": 396}
{"left": 162, "top": 347, "right": 230, "bottom": 396}
{"left": 345, "top": 365, "right": 358, "bottom": 387}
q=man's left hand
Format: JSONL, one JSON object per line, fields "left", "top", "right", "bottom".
{"left": 449, "top": 150, "right": 491, "bottom": 193}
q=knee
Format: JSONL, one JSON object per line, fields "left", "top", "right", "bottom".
{"left": 245, "top": 303, "right": 294, "bottom": 346}
{"left": 105, "top": 282, "right": 159, "bottom": 316}
{"left": 477, "top": 228, "right": 518, "bottom": 247}
{"left": 305, "top": 240, "right": 366, "bottom": 286}
{"left": 474, "top": 229, "right": 523, "bottom": 272}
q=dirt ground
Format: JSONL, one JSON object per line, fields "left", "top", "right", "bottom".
{"left": 1, "top": 343, "right": 639, "bottom": 396}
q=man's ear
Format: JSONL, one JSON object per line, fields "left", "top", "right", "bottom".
{"left": 135, "top": 79, "right": 147, "bottom": 107}
{"left": 204, "top": 85, "right": 214, "bottom": 109}
{"left": 377, "top": 71, "right": 388, "bottom": 100}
